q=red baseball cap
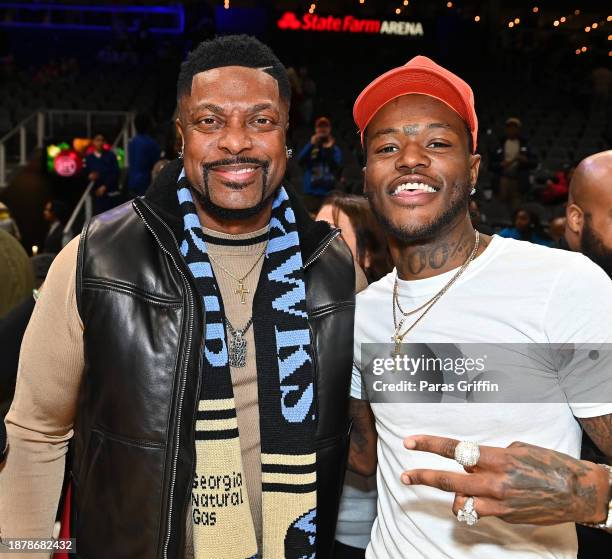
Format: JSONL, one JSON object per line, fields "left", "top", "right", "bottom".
{"left": 353, "top": 55, "right": 478, "bottom": 152}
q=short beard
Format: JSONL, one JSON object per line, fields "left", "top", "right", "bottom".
{"left": 367, "top": 179, "right": 470, "bottom": 243}
{"left": 192, "top": 156, "right": 273, "bottom": 221}
{"left": 580, "top": 220, "right": 612, "bottom": 278}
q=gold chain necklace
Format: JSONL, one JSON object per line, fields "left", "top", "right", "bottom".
{"left": 391, "top": 231, "right": 480, "bottom": 356}
{"left": 207, "top": 245, "right": 267, "bottom": 304}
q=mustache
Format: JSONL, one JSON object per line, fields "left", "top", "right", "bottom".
{"left": 202, "top": 156, "right": 269, "bottom": 171}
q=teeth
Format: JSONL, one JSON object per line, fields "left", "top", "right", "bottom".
{"left": 230, "top": 167, "right": 256, "bottom": 174}
{"left": 393, "top": 182, "right": 437, "bottom": 194}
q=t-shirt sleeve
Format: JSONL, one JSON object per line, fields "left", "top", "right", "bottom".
{"left": 0, "top": 235, "right": 84, "bottom": 542}
{"left": 350, "top": 362, "right": 365, "bottom": 400}
{"left": 543, "top": 253, "right": 612, "bottom": 418}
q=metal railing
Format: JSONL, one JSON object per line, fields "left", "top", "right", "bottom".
{"left": 0, "top": 109, "right": 134, "bottom": 187}
{"left": 61, "top": 181, "right": 94, "bottom": 248}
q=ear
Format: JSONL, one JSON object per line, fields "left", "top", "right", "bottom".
{"left": 566, "top": 203, "right": 584, "bottom": 235}
{"left": 175, "top": 117, "right": 184, "bottom": 147}
{"left": 468, "top": 153, "right": 481, "bottom": 190}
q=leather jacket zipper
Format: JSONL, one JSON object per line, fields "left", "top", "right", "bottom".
{"left": 303, "top": 228, "right": 341, "bottom": 269}
{"left": 133, "top": 200, "right": 199, "bottom": 559}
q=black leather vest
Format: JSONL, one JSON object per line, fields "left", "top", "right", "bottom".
{"left": 71, "top": 162, "right": 355, "bottom": 559}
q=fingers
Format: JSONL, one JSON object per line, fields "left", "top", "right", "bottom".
{"left": 401, "top": 468, "right": 501, "bottom": 498}
{"left": 404, "top": 435, "right": 501, "bottom": 469}
{"left": 453, "top": 493, "right": 506, "bottom": 519}
{"left": 404, "top": 435, "right": 459, "bottom": 459}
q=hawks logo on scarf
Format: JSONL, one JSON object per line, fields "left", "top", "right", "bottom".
{"left": 177, "top": 169, "right": 316, "bottom": 559}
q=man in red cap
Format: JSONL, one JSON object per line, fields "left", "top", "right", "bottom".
{"left": 348, "top": 56, "right": 612, "bottom": 558}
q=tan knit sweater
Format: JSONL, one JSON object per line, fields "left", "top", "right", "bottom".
{"left": 0, "top": 222, "right": 366, "bottom": 558}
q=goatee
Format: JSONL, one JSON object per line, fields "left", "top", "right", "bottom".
{"left": 366, "top": 179, "right": 471, "bottom": 242}
{"left": 580, "top": 221, "right": 612, "bottom": 278}
{"left": 193, "top": 157, "right": 273, "bottom": 221}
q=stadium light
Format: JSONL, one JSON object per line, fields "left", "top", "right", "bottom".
{"left": 532, "top": 7, "right": 539, "bottom": 14}
{"left": 447, "top": 2, "right": 453, "bottom": 8}
{"left": 560, "top": 17, "right": 566, "bottom": 23}
{"left": 553, "top": 20, "right": 560, "bottom": 27}
{"left": 508, "top": 21, "right": 514, "bottom": 28}
{"left": 592, "top": 23, "right": 598, "bottom": 29}
{"left": 474, "top": 15, "right": 480, "bottom": 22}
{"left": 585, "top": 26, "right": 591, "bottom": 32}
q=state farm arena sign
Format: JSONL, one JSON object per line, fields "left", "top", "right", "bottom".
{"left": 277, "top": 12, "right": 424, "bottom": 37}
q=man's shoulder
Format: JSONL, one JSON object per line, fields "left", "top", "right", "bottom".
{"left": 493, "top": 236, "right": 609, "bottom": 288}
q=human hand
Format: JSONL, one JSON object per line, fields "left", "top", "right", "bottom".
{"left": 94, "top": 185, "right": 107, "bottom": 197}
{"left": 400, "top": 435, "right": 610, "bottom": 526}
{"left": 88, "top": 171, "right": 100, "bottom": 181}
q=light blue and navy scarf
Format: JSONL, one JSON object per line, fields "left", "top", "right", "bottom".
{"left": 177, "top": 169, "right": 316, "bottom": 559}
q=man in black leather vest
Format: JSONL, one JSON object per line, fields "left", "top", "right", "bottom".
{"left": 0, "top": 35, "right": 356, "bottom": 559}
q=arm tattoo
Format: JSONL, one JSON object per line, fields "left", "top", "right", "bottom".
{"left": 580, "top": 414, "right": 612, "bottom": 464}
{"left": 501, "top": 445, "right": 600, "bottom": 522}
{"left": 348, "top": 397, "right": 377, "bottom": 474}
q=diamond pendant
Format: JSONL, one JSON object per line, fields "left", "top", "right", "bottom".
{"left": 228, "top": 329, "right": 247, "bottom": 368}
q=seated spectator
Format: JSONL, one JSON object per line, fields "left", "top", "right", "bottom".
{"left": 298, "top": 117, "right": 343, "bottom": 213}
{"left": 489, "top": 117, "right": 537, "bottom": 210}
{"left": 42, "top": 200, "right": 69, "bottom": 254}
{"left": 499, "top": 207, "right": 554, "bottom": 247}
{"left": 316, "top": 191, "right": 391, "bottom": 283}
{"left": 540, "top": 163, "right": 575, "bottom": 205}
{"left": 548, "top": 216, "right": 567, "bottom": 248}
{"left": 85, "top": 133, "right": 121, "bottom": 215}
{"left": 127, "top": 113, "right": 161, "bottom": 197}
{"left": 0, "top": 202, "right": 21, "bottom": 241}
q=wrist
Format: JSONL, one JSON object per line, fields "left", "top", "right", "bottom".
{"left": 582, "top": 464, "right": 612, "bottom": 525}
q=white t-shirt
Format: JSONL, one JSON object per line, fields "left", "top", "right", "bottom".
{"left": 351, "top": 236, "right": 612, "bottom": 559}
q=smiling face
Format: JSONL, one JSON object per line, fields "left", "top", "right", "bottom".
{"left": 364, "top": 94, "right": 480, "bottom": 242}
{"left": 176, "top": 66, "right": 288, "bottom": 221}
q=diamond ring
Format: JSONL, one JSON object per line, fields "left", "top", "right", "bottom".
{"left": 454, "top": 440, "right": 480, "bottom": 468}
{"left": 456, "top": 496, "right": 479, "bottom": 526}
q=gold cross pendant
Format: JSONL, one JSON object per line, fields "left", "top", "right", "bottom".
{"left": 392, "top": 334, "right": 402, "bottom": 357}
{"left": 236, "top": 281, "right": 249, "bottom": 304}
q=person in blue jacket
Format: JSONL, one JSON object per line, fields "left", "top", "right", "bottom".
{"left": 298, "top": 116, "right": 342, "bottom": 213}
{"left": 127, "top": 113, "right": 161, "bottom": 197}
{"left": 85, "top": 133, "right": 120, "bottom": 214}
{"left": 499, "top": 207, "right": 554, "bottom": 247}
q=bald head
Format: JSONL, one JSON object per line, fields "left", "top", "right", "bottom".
{"left": 569, "top": 150, "right": 612, "bottom": 206}
{"left": 566, "top": 150, "right": 612, "bottom": 276}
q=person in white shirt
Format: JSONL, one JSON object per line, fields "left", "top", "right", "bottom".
{"left": 346, "top": 55, "right": 612, "bottom": 559}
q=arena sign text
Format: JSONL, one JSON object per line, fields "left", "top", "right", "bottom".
{"left": 277, "top": 11, "right": 424, "bottom": 37}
